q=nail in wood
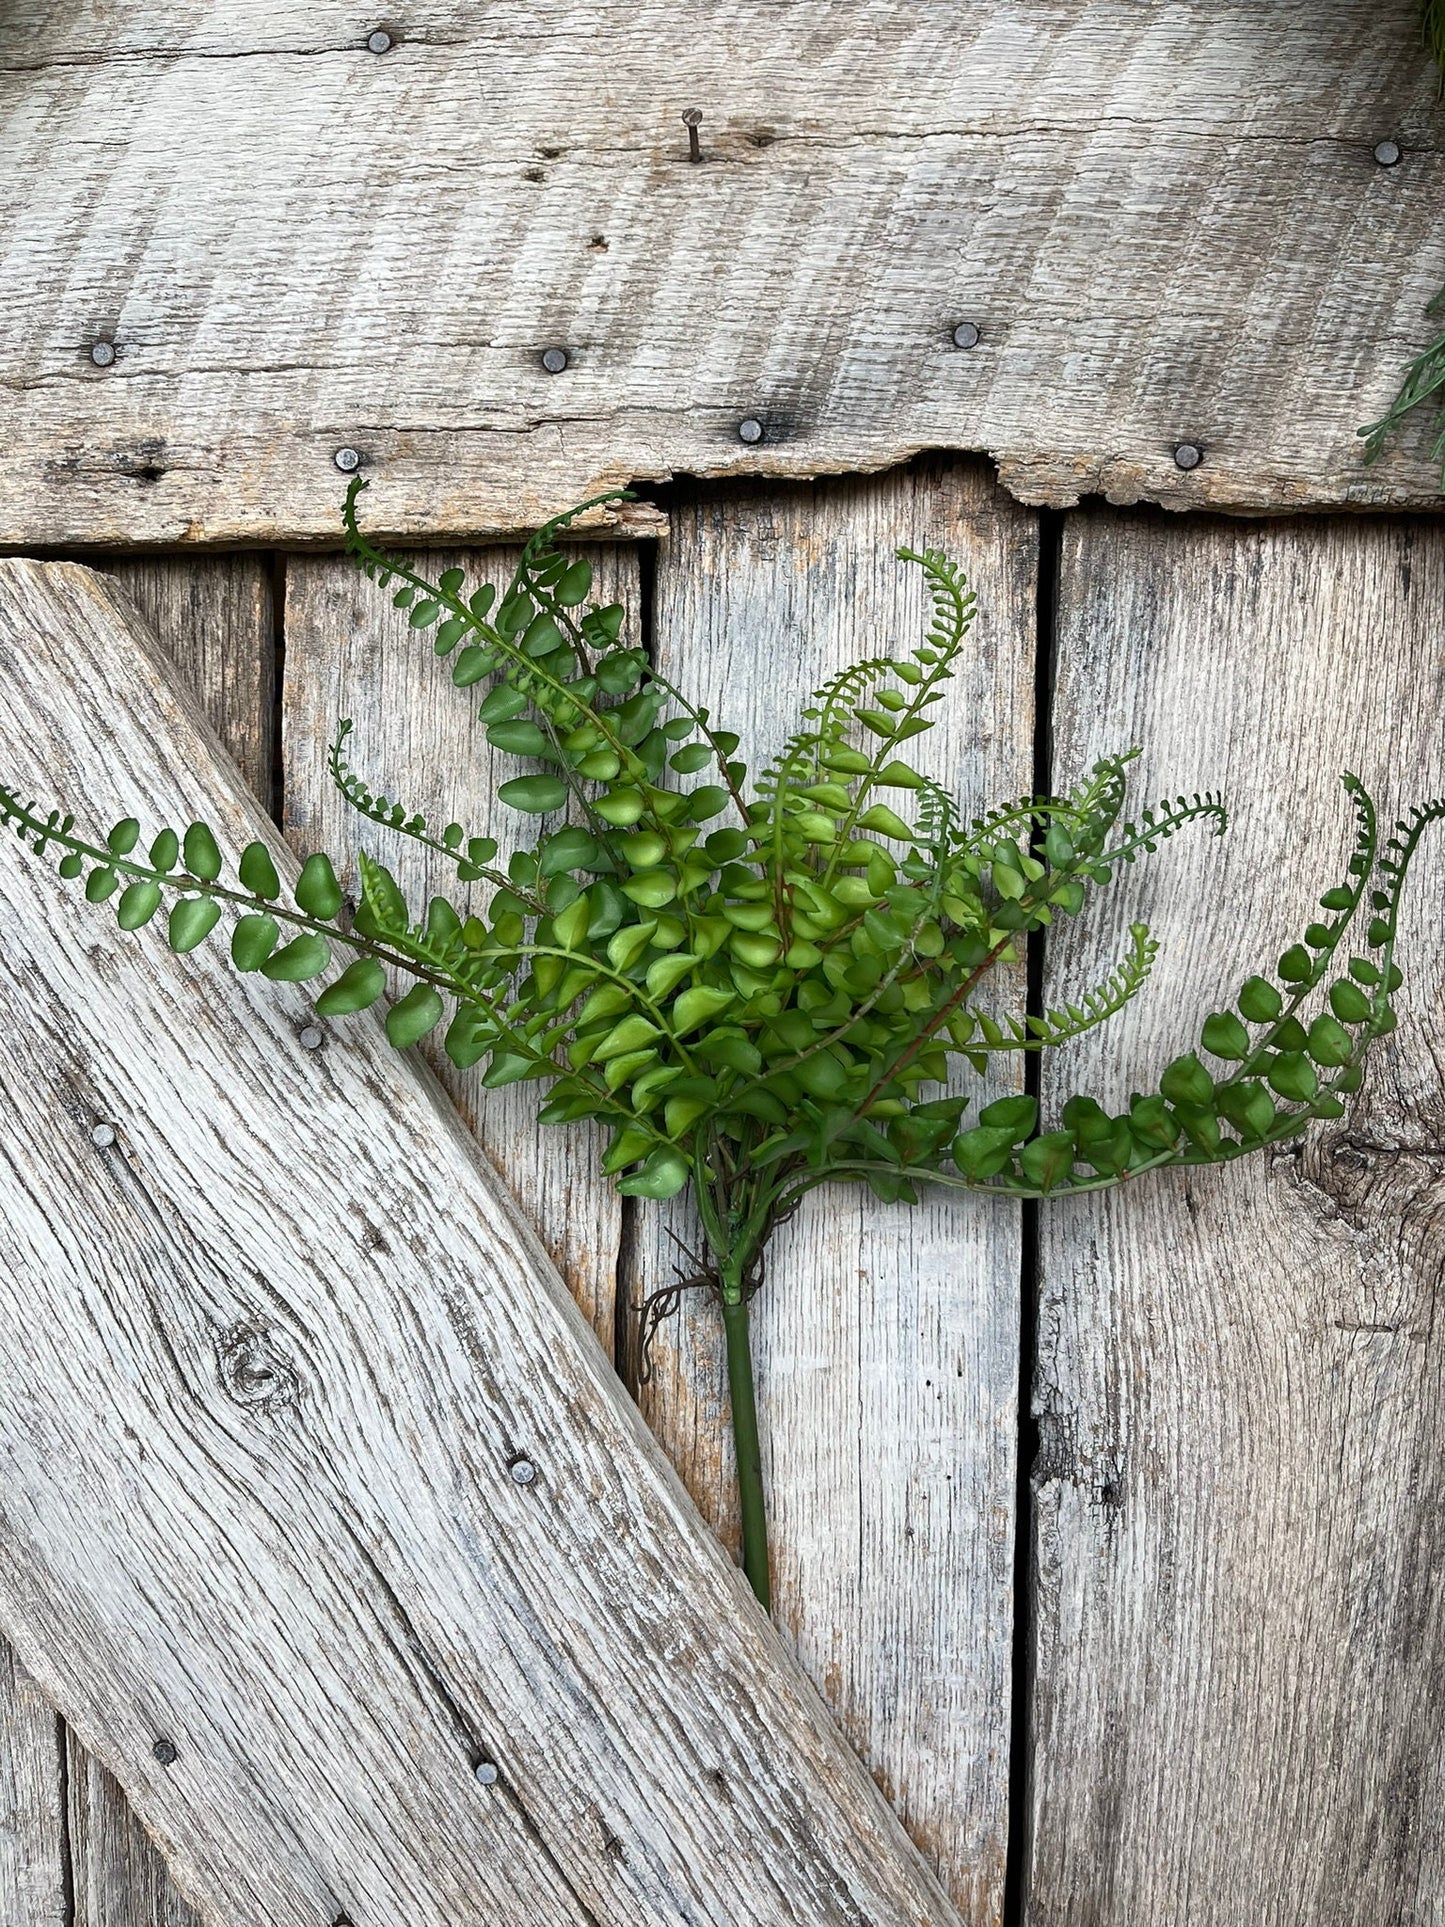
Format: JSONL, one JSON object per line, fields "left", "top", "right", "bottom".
{"left": 682, "top": 107, "right": 703, "bottom": 163}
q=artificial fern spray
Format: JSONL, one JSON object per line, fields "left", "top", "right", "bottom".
{"left": 4, "top": 484, "right": 1440, "bottom": 1611}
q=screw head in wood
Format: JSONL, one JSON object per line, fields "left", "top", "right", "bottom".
{"left": 737, "top": 417, "right": 764, "bottom": 445}
{"left": 1173, "top": 442, "right": 1203, "bottom": 471}
{"left": 298, "top": 1025, "right": 324, "bottom": 1051}
{"left": 951, "top": 321, "right": 981, "bottom": 350}
{"left": 333, "top": 446, "right": 361, "bottom": 473}
{"left": 152, "top": 1738, "right": 178, "bottom": 1766}
{"left": 1373, "top": 139, "right": 1401, "bottom": 167}
{"left": 540, "top": 347, "right": 569, "bottom": 374}
{"left": 475, "top": 1760, "right": 499, "bottom": 1784}
{"left": 508, "top": 1455, "right": 537, "bottom": 1485}
{"left": 90, "top": 1123, "right": 117, "bottom": 1148}
{"left": 90, "top": 340, "right": 116, "bottom": 367}
{"left": 367, "top": 29, "right": 392, "bottom": 52}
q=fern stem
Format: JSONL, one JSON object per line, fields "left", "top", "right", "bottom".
{"left": 720, "top": 1277, "right": 770, "bottom": 1612}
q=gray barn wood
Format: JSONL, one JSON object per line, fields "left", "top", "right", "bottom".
{"left": 0, "top": 1642, "right": 66, "bottom": 1927}
{"left": 1029, "top": 511, "right": 1445, "bottom": 1925}
{"left": 282, "top": 544, "right": 637, "bottom": 1347}
{"left": 629, "top": 462, "right": 1034, "bottom": 1921}
{"left": 1, "top": 2, "right": 1441, "bottom": 547}
{"left": 3, "top": 556, "right": 274, "bottom": 1927}
{"left": 0, "top": 560, "right": 963, "bottom": 1927}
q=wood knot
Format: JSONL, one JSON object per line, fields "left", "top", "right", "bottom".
{"left": 215, "top": 1322, "right": 301, "bottom": 1417}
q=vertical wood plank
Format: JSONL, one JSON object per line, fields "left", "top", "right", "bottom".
{"left": 1030, "top": 512, "right": 1445, "bottom": 1926}
{"left": 0, "top": 1643, "right": 66, "bottom": 1927}
{"left": 58, "top": 556, "right": 271, "bottom": 1927}
{"left": 282, "top": 545, "right": 638, "bottom": 1349}
{"left": 628, "top": 461, "right": 1037, "bottom": 1922}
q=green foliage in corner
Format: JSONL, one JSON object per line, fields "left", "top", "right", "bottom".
{"left": 4, "top": 482, "right": 1441, "bottom": 1610}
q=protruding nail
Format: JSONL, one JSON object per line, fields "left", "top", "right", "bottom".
{"left": 152, "top": 1738, "right": 178, "bottom": 1766}
{"left": 540, "top": 346, "right": 569, "bottom": 374}
{"left": 951, "top": 321, "right": 981, "bottom": 350}
{"left": 1373, "top": 139, "right": 1402, "bottom": 167}
{"left": 508, "top": 1455, "right": 537, "bottom": 1486}
{"left": 475, "top": 1759, "right": 500, "bottom": 1785}
{"left": 1173, "top": 442, "right": 1203, "bottom": 471}
{"left": 333, "top": 447, "right": 361, "bottom": 473}
{"left": 90, "top": 340, "right": 116, "bottom": 367}
{"left": 367, "top": 29, "right": 392, "bottom": 53}
{"left": 91, "top": 1123, "right": 117, "bottom": 1148}
{"left": 737, "top": 417, "right": 764, "bottom": 445}
{"left": 682, "top": 107, "right": 703, "bottom": 163}
{"left": 298, "top": 1025, "right": 324, "bottom": 1052}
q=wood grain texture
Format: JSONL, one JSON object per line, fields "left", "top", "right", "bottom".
{"left": 628, "top": 461, "right": 1034, "bottom": 1922}
{"left": 10, "top": 556, "right": 273, "bottom": 1927}
{"left": 2, "top": 2, "right": 1442, "bottom": 545}
{"left": 282, "top": 543, "right": 636, "bottom": 1347}
{"left": 1028, "top": 511, "right": 1445, "bottom": 1925}
{"left": 0, "top": 1642, "right": 67, "bottom": 1926}
{"left": 0, "top": 558, "right": 963, "bottom": 1927}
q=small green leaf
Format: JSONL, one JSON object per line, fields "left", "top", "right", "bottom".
{"left": 1159, "top": 1052, "right": 1214, "bottom": 1108}
{"left": 607, "top": 920, "right": 657, "bottom": 971}
{"left": 1237, "top": 976, "right": 1282, "bottom": 1023}
{"left": 617, "top": 1148, "right": 690, "bottom": 1199}
{"left": 238, "top": 840, "right": 281, "bottom": 899}
{"left": 593, "top": 1015, "right": 660, "bottom": 1063}
{"left": 115, "top": 880, "right": 161, "bottom": 929}
{"left": 295, "top": 852, "right": 343, "bottom": 918}
{"left": 1328, "top": 979, "right": 1373, "bottom": 1024}
{"left": 168, "top": 897, "right": 221, "bottom": 953}
{"left": 1020, "top": 1130, "right": 1075, "bottom": 1192}
{"left": 261, "top": 934, "right": 332, "bottom": 981}
{"left": 1266, "top": 1052, "right": 1317, "bottom": 1102}
{"left": 1277, "top": 944, "right": 1313, "bottom": 983}
{"left": 183, "top": 821, "right": 223, "bottom": 881}
{"left": 673, "top": 984, "right": 735, "bottom": 1035}
{"left": 107, "top": 817, "right": 140, "bottom": 855}
{"left": 977, "top": 1093, "right": 1038, "bottom": 1139}
{"left": 499, "top": 774, "right": 568, "bottom": 813}
{"left": 857, "top": 804, "right": 914, "bottom": 841}
{"left": 645, "top": 951, "right": 698, "bottom": 1000}
{"left": 149, "top": 828, "right": 180, "bottom": 872}
{"left": 554, "top": 559, "right": 594, "bottom": 607}
{"left": 1201, "top": 1011, "right": 1251, "bottom": 1060}
{"left": 482, "top": 1051, "right": 535, "bottom": 1087}
{"left": 1306, "top": 1013, "right": 1354, "bottom": 1066}
{"left": 231, "top": 913, "right": 280, "bottom": 970}
{"left": 386, "top": 984, "right": 445, "bottom": 1047}
{"left": 488, "top": 720, "right": 551, "bottom": 756}
{"left": 316, "top": 957, "right": 387, "bottom": 1014}
{"left": 669, "top": 744, "right": 713, "bottom": 775}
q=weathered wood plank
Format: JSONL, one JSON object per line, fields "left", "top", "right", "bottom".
{"left": 67, "top": 1737, "right": 200, "bottom": 1927}
{"left": 282, "top": 543, "right": 635, "bottom": 1347}
{"left": 1, "top": 2, "right": 1441, "bottom": 544}
{"left": 1029, "top": 511, "right": 1445, "bottom": 1925}
{"left": 0, "top": 1643, "right": 67, "bottom": 1927}
{"left": 32, "top": 557, "right": 274, "bottom": 1927}
{"left": 0, "top": 558, "right": 962, "bottom": 1927}
{"left": 629, "top": 462, "right": 1034, "bottom": 1922}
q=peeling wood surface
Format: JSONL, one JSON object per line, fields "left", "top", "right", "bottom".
{"left": 1030, "top": 511, "right": 1445, "bottom": 1925}
{"left": 282, "top": 543, "right": 636, "bottom": 1347}
{"left": 2, "top": 1, "right": 1443, "bottom": 545}
{"left": 0, "top": 559, "right": 963, "bottom": 1927}
{"left": 628, "top": 462, "right": 1033, "bottom": 1923}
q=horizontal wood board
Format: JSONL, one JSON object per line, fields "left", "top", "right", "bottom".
{"left": 0, "top": 561, "right": 962, "bottom": 1927}
{"left": 1, "top": 1, "right": 1443, "bottom": 544}
{"left": 1029, "top": 511, "right": 1445, "bottom": 1924}
{"left": 628, "top": 463, "right": 1033, "bottom": 1921}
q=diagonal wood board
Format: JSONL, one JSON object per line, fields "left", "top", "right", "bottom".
{"left": 0, "top": 560, "right": 962, "bottom": 1927}
{"left": 2, "top": 0, "right": 1442, "bottom": 546}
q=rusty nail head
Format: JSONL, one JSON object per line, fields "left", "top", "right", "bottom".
{"left": 367, "top": 29, "right": 392, "bottom": 52}
{"left": 91, "top": 1123, "right": 117, "bottom": 1148}
{"left": 333, "top": 446, "right": 361, "bottom": 473}
{"left": 737, "top": 417, "right": 764, "bottom": 445}
{"left": 1173, "top": 442, "right": 1203, "bottom": 471}
{"left": 475, "top": 1760, "right": 500, "bottom": 1785}
{"left": 152, "top": 1738, "right": 178, "bottom": 1766}
{"left": 541, "top": 347, "right": 568, "bottom": 373}
{"left": 1373, "top": 140, "right": 1401, "bottom": 167}
{"left": 508, "top": 1455, "right": 536, "bottom": 1485}
{"left": 299, "top": 1025, "right": 324, "bottom": 1051}
{"left": 952, "top": 321, "right": 981, "bottom": 350}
